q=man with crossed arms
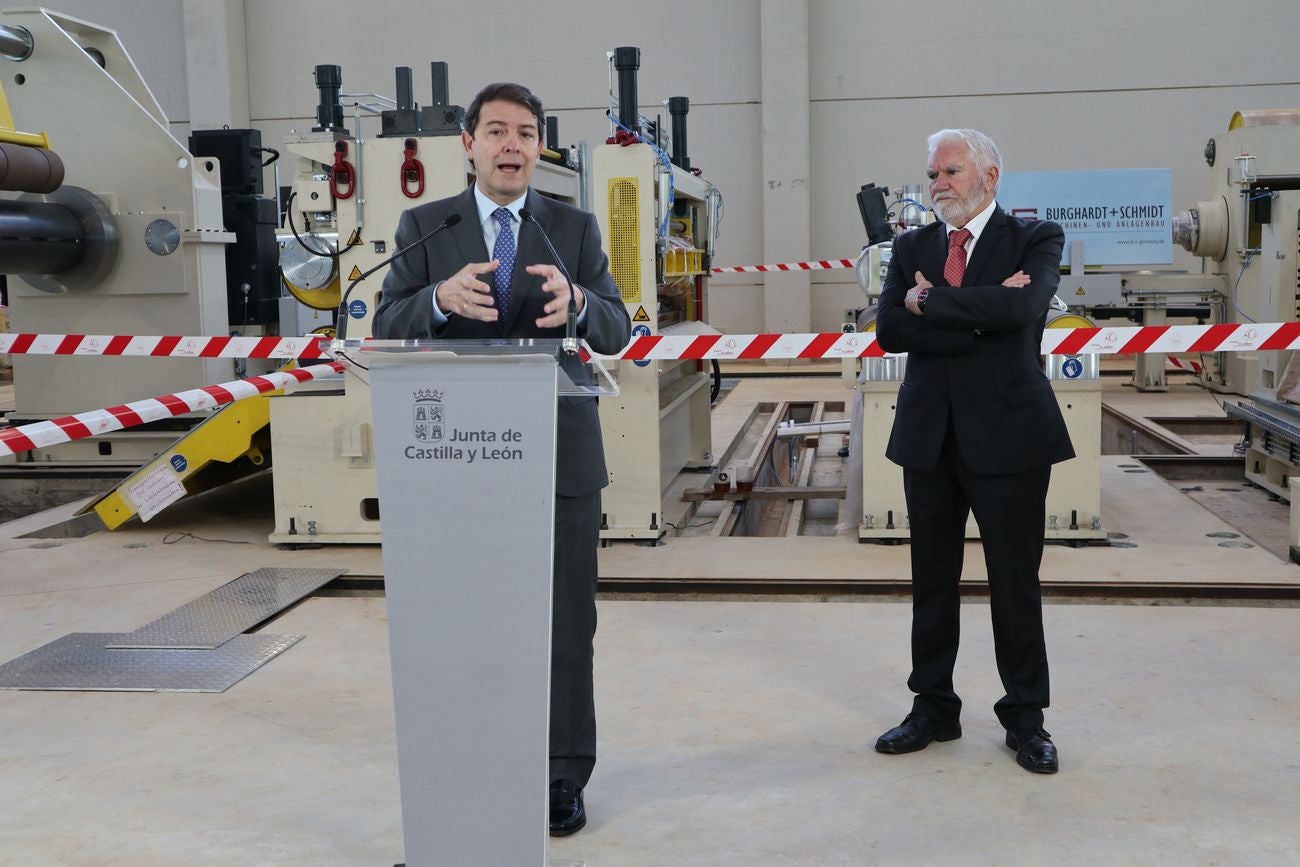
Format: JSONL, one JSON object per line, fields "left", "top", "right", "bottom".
{"left": 873, "top": 128, "right": 1073, "bottom": 774}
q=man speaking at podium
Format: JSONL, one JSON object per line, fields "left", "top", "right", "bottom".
{"left": 373, "top": 82, "right": 631, "bottom": 836}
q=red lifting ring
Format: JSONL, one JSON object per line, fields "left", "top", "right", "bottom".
{"left": 400, "top": 137, "right": 425, "bottom": 198}
{"left": 330, "top": 140, "right": 355, "bottom": 200}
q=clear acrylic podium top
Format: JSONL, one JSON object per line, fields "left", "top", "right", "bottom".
{"left": 337, "top": 338, "right": 618, "bottom": 397}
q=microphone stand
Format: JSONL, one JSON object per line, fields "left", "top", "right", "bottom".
{"left": 334, "top": 212, "right": 462, "bottom": 343}
{"left": 519, "top": 208, "right": 579, "bottom": 356}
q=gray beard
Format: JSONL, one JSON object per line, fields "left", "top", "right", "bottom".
{"left": 932, "top": 190, "right": 987, "bottom": 227}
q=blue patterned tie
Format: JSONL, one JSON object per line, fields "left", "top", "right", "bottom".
{"left": 491, "top": 207, "right": 515, "bottom": 318}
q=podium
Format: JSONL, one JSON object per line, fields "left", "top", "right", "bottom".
{"left": 360, "top": 339, "right": 614, "bottom": 866}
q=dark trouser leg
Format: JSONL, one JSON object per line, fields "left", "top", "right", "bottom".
{"left": 964, "top": 465, "right": 1052, "bottom": 733}
{"left": 549, "top": 490, "right": 600, "bottom": 787}
{"left": 902, "top": 430, "right": 969, "bottom": 723}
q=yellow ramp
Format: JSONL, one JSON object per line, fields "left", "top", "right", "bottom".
{"left": 92, "top": 396, "right": 272, "bottom": 529}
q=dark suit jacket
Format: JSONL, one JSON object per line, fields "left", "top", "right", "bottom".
{"left": 373, "top": 186, "right": 631, "bottom": 496}
{"left": 875, "top": 206, "right": 1075, "bottom": 476}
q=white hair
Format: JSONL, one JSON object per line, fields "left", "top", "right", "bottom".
{"left": 927, "top": 128, "right": 1003, "bottom": 193}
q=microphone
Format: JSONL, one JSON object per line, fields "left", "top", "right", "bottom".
{"left": 519, "top": 208, "right": 579, "bottom": 356}
{"left": 335, "top": 212, "right": 462, "bottom": 341}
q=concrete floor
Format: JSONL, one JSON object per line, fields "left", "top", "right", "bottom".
{"left": 3, "top": 376, "right": 1300, "bottom": 864}
{"left": 3, "top": 594, "right": 1300, "bottom": 866}
{"left": 2, "top": 500, "right": 1299, "bottom": 865}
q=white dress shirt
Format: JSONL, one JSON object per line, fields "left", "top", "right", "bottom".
{"left": 944, "top": 197, "right": 997, "bottom": 258}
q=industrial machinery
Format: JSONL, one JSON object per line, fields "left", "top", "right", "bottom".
{"left": 592, "top": 47, "right": 723, "bottom": 542}
{"left": 1170, "top": 111, "right": 1300, "bottom": 528}
{"left": 844, "top": 186, "right": 1104, "bottom": 544}
{"left": 1172, "top": 111, "right": 1300, "bottom": 400}
{"left": 1051, "top": 254, "right": 1225, "bottom": 394}
{"left": 1000, "top": 172, "right": 1226, "bottom": 395}
{"left": 266, "top": 61, "right": 587, "bottom": 544}
{"left": 271, "top": 47, "right": 725, "bottom": 546}
{"left": 0, "top": 9, "right": 246, "bottom": 465}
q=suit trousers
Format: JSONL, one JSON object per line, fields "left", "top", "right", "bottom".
{"left": 902, "top": 418, "right": 1052, "bottom": 733}
{"left": 550, "top": 489, "right": 600, "bottom": 787}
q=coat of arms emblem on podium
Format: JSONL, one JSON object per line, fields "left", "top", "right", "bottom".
{"left": 413, "top": 388, "right": 444, "bottom": 442}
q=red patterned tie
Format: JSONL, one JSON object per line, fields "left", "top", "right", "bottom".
{"left": 944, "top": 227, "right": 973, "bottom": 286}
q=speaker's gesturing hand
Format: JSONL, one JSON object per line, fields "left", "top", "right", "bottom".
{"left": 436, "top": 260, "right": 501, "bottom": 321}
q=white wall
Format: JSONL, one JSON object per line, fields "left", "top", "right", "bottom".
{"left": 42, "top": 0, "right": 1300, "bottom": 331}
{"left": 14, "top": 1, "right": 189, "bottom": 129}
{"left": 241, "top": 1, "right": 768, "bottom": 330}
{"left": 807, "top": 0, "right": 1300, "bottom": 324}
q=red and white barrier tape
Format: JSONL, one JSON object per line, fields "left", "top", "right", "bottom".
{"left": 0, "top": 362, "right": 343, "bottom": 458}
{"left": 711, "top": 258, "right": 854, "bottom": 274}
{"left": 0, "top": 333, "right": 325, "bottom": 360}
{"left": 4, "top": 322, "right": 1299, "bottom": 362}
{"left": 1165, "top": 356, "right": 1205, "bottom": 374}
{"left": 591, "top": 321, "right": 1300, "bottom": 361}
{"left": 0, "top": 323, "right": 1257, "bottom": 456}
{"left": 1036, "top": 322, "right": 1300, "bottom": 358}
{"left": 2, "top": 322, "right": 1289, "bottom": 363}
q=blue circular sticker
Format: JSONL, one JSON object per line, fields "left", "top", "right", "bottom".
{"left": 348, "top": 299, "right": 368, "bottom": 319}
{"left": 1062, "top": 356, "right": 1083, "bottom": 379}
{"left": 170, "top": 454, "right": 188, "bottom": 473}
{"left": 631, "top": 324, "right": 652, "bottom": 367}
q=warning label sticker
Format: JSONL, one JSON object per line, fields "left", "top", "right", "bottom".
{"left": 126, "top": 465, "right": 187, "bottom": 522}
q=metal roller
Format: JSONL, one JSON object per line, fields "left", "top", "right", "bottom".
{"left": 1172, "top": 196, "right": 1230, "bottom": 262}
{"left": 278, "top": 229, "right": 340, "bottom": 310}
{"left": 0, "top": 23, "right": 34, "bottom": 61}
{"left": 6, "top": 186, "right": 118, "bottom": 292}
{"left": 0, "top": 198, "right": 83, "bottom": 272}
{"left": 0, "top": 141, "right": 66, "bottom": 193}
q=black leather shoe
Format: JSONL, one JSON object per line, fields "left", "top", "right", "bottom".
{"left": 1006, "top": 727, "right": 1059, "bottom": 774}
{"left": 549, "top": 779, "right": 586, "bottom": 837}
{"left": 874, "top": 712, "right": 962, "bottom": 754}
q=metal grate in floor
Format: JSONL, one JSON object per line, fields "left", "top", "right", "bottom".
{"left": 106, "top": 567, "right": 344, "bottom": 649}
{"left": 0, "top": 632, "right": 303, "bottom": 692}
{"left": 0, "top": 566, "right": 343, "bottom": 691}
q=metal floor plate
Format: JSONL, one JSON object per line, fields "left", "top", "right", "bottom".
{"left": 107, "top": 567, "right": 344, "bottom": 649}
{"left": 0, "top": 633, "right": 304, "bottom": 692}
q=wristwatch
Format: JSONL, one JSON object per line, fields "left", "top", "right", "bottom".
{"left": 916, "top": 287, "right": 930, "bottom": 311}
